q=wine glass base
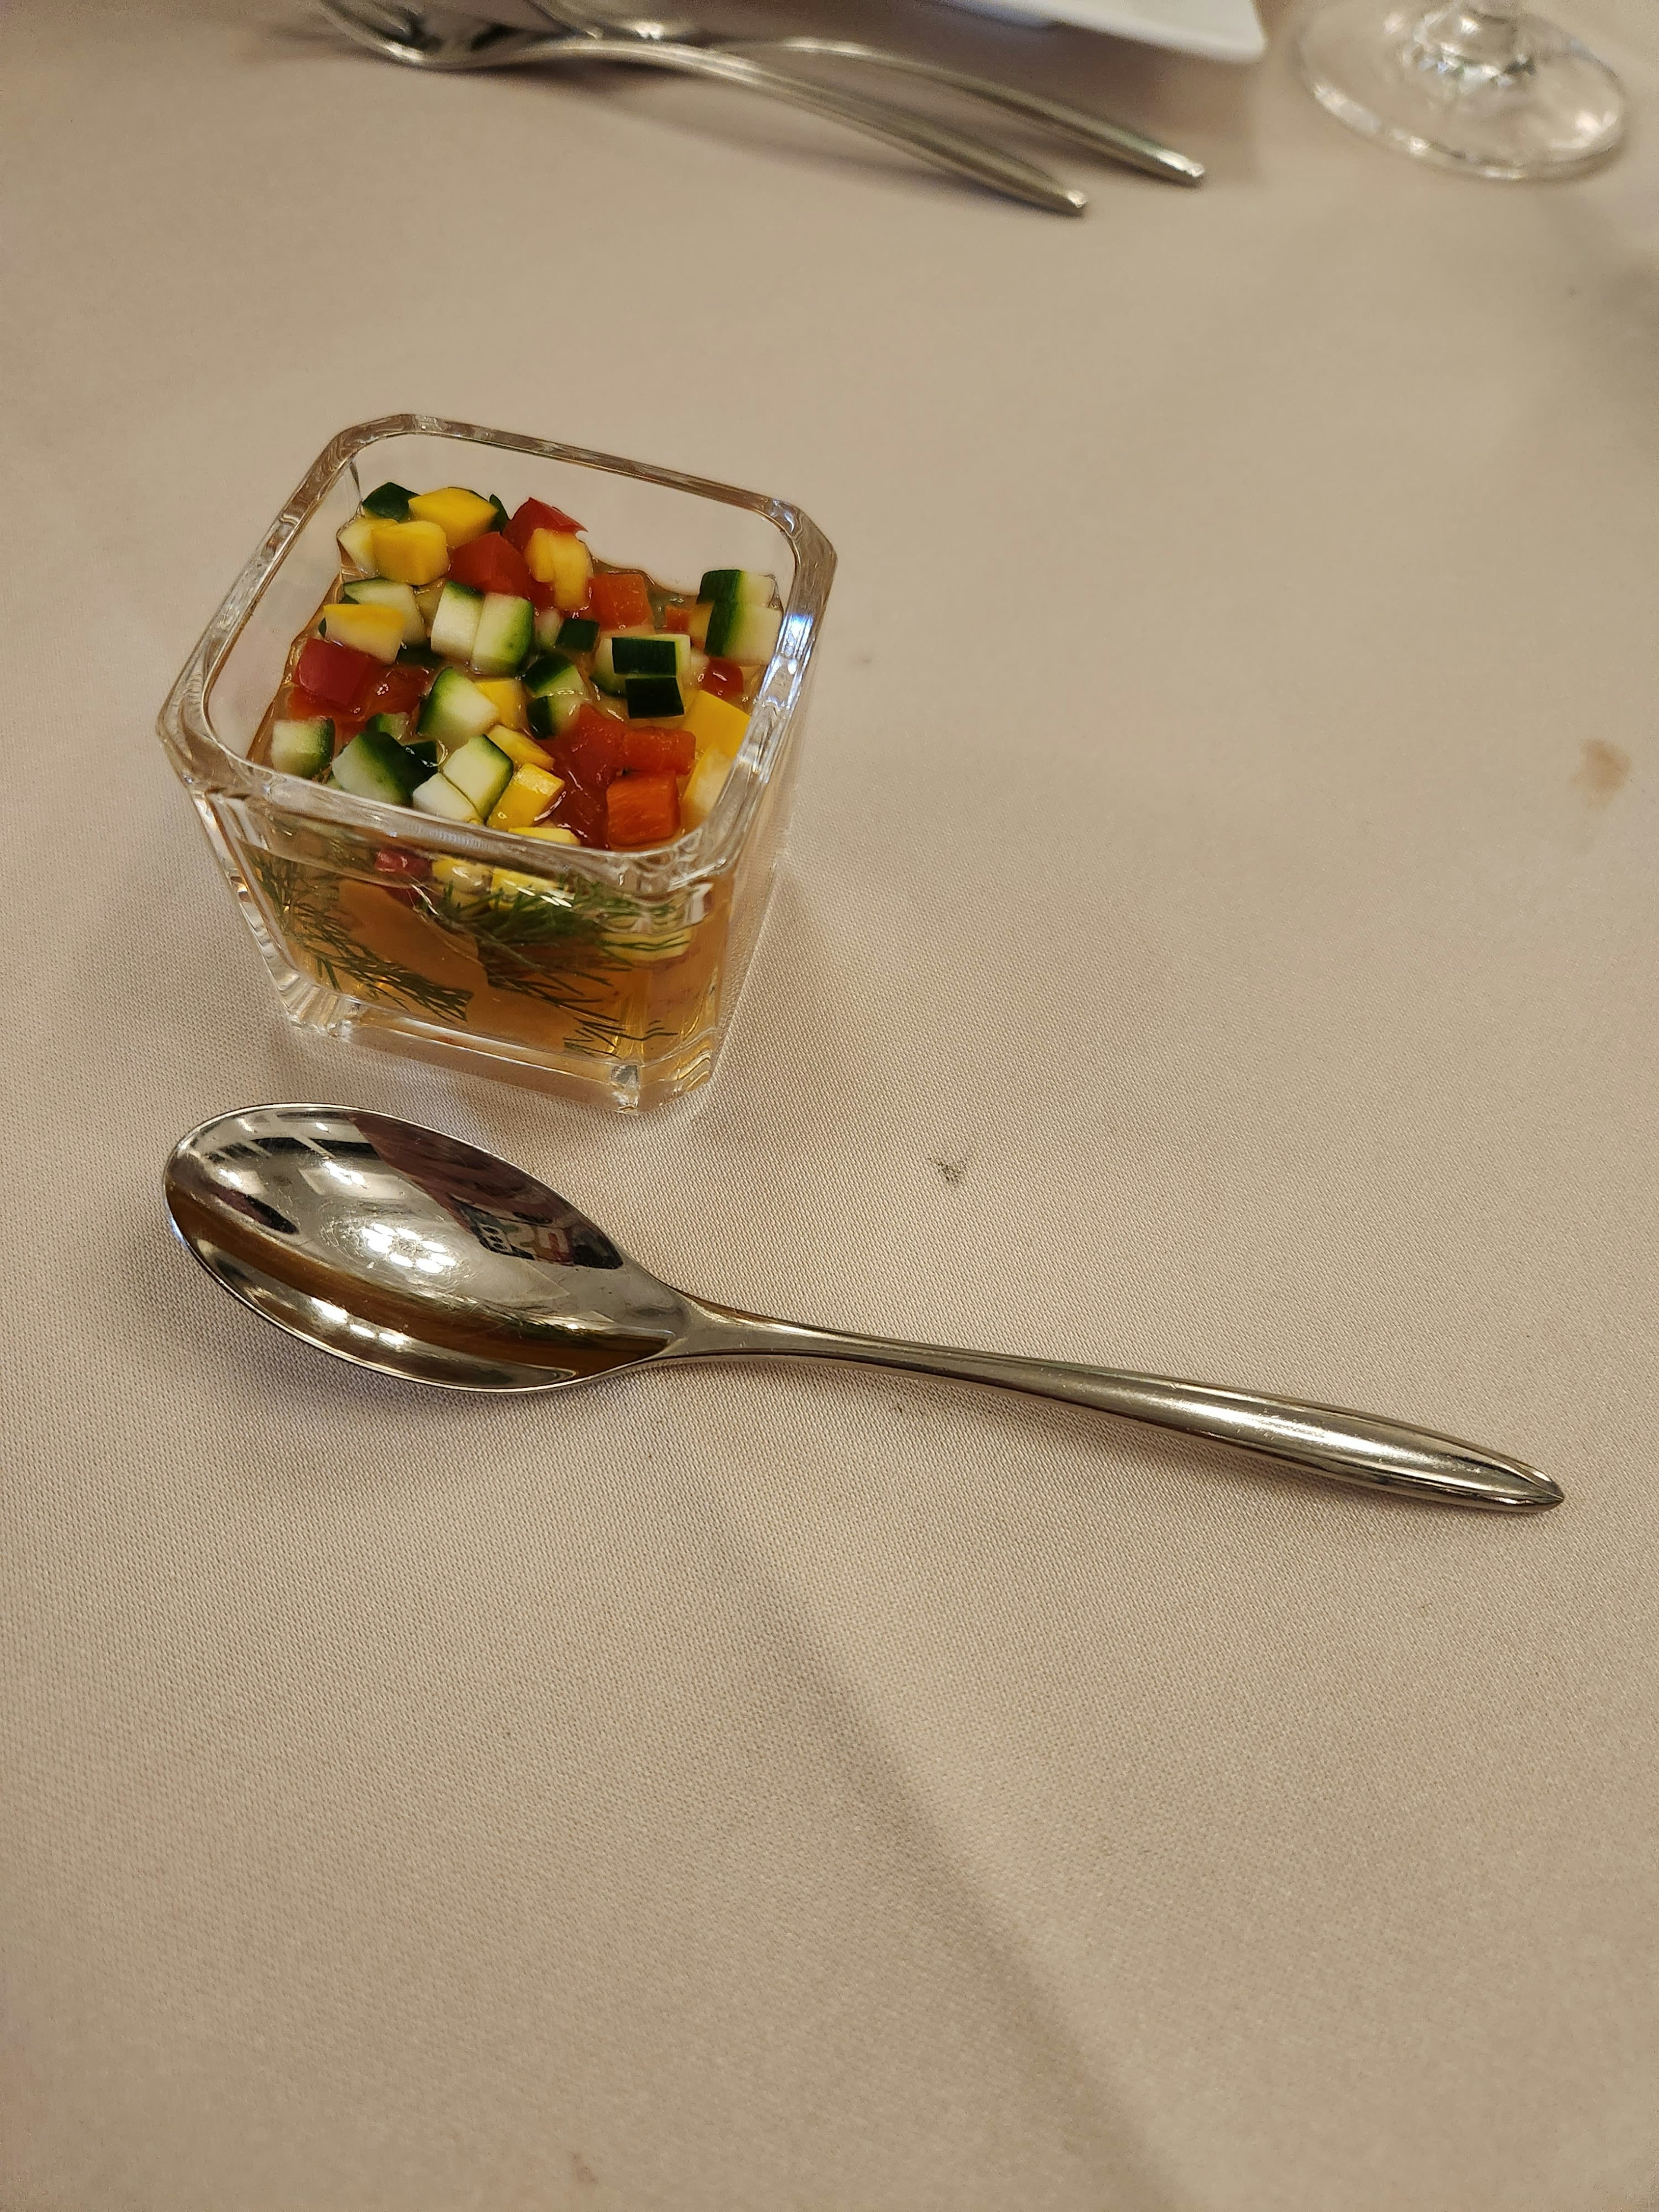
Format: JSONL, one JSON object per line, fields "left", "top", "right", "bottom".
{"left": 1297, "top": 0, "right": 1625, "bottom": 178}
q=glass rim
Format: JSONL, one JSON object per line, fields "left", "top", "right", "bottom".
{"left": 156, "top": 412, "right": 836, "bottom": 895}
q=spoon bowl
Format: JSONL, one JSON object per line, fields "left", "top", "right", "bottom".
{"left": 166, "top": 1106, "right": 1562, "bottom": 1512}
{"left": 165, "top": 1105, "right": 696, "bottom": 1392}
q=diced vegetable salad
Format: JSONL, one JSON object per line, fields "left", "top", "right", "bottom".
{"left": 260, "top": 481, "right": 782, "bottom": 852}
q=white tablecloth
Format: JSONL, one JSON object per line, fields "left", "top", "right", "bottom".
{"left": 4, "top": 0, "right": 1658, "bottom": 2203}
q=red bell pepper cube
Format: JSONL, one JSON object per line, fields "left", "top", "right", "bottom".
{"left": 448, "top": 531, "right": 534, "bottom": 598}
{"left": 548, "top": 783, "right": 605, "bottom": 848}
{"left": 505, "top": 496, "right": 585, "bottom": 553}
{"left": 588, "top": 571, "right": 654, "bottom": 631}
{"left": 606, "top": 772, "right": 680, "bottom": 848}
{"left": 284, "top": 685, "right": 335, "bottom": 725}
{"left": 553, "top": 704, "right": 628, "bottom": 793}
{"left": 362, "top": 662, "right": 433, "bottom": 718}
{"left": 618, "top": 725, "right": 694, "bottom": 776}
{"left": 296, "top": 635, "right": 380, "bottom": 711}
{"left": 699, "top": 658, "right": 746, "bottom": 704}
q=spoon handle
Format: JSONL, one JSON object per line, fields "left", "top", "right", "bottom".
{"left": 680, "top": 1309, "right": 1558, "bottom": 1511}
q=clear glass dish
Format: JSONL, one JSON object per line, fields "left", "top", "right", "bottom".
{"left": 158, "top": 415, "right": 835, "bottom": 1111}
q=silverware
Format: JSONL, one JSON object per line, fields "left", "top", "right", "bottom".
{"left": 314, "top": 0, "right": 1088, "bottom": 216}
{"left": 165, "top": 1105, "right": 1562, "bottom": 1514}
{"left": 529, "top": 13, "right": 1202, "bottom": 186}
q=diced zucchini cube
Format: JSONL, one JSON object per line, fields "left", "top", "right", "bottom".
{"left": 705, "top": 599, "right": 782, "bottom": 664}
{"left": 470, "top": 593, "right": 533, "bottom": 678}
{"left": 623, "top": 674, "right": 686, "bottom": 721}
{"left": 269, "top": 717, "right": 334, "bottom": 779}
{"left": 413, "top": 772, "right": 481, "bottom": 823}
{"left": 697, "top": 568, "right": 776, "bottom": 607}
{"left": 441, "top": 733, "right": 514, "bottom": 816}
{"left": 331, "top": 729, "right": 424, "bottom": 805}
{"left": 417, "top": 666, "right": 499, "bottom": 748}
{"left": 429, "top": 581, "right": 484, "bottom": 663}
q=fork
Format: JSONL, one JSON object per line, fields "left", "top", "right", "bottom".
{"left": 315, "top": 0, "right": 1090, "bottom": 213}
{"left": 521, "top": 8, "right": 1204, "bottom": 185}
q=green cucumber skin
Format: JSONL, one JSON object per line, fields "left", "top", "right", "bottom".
{"left": 364, "top": 711, "right": 411, "bottom": 745}
{"left": 470, "top": 593, "right": 534, "bottom": 679}
{"left": 398, "top": 644, "right": 444, "bottom": 668}
{"left": 555, "top": 617, "right": 599, "bottom": 655}
{"left": 698, "top": 568, "right": 774, "bottom": 607}
{"left": 362, "top": 482, "right": 414, "bottom": 521}
{"left": 527, "top": 683, "right": 586, "bottom": 739}
{"left": 270, "top": 717, "right": 334, "bottom": 779}
{"left": 706, "top": 599, "right": 782, "bottom": 663}
{"left": 523, "top": 652, "right": 575, "bottom": 696}
{"left": 404, "top": 738, "right": 440, "bottom": 771}
{"left": 623, "top": 675, "right": 685, "bottom": 721}
{"left": 442, "top": 733, "right": 514, "bottom": 814}
{"left": 486, "top": 495, "right": 510, "bottom": 534}
{"left": 610, "top": 636, "right": 681, "bottom": 678}
{"left": 417, "top": 666, "right": 498, "bottom": 746}
{"left": 331, "top": 729, "right": 424, "bottom": 805}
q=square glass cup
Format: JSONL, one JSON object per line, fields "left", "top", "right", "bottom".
{"left": 158, "top": 415, "right": 835, "bottom": 1111}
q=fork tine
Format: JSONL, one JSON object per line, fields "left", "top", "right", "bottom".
{"left": 318, "top": 0, "right": 429, "bottom": 53}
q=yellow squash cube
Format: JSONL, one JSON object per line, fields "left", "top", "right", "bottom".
{"left": 525, "top": 528, "right": 593, "bottom": 612}
{"left": 487, "top": 763, "right": 564, "bottom": 832}
{"left": 519, "top": 823, "right": 579, "bottom": 845}
{"left": 432, "top": 856, "right": 490, "bottom": 900}
{"left": 474, "top": 677, "right": 527, "bottom": 731}
{"left": 371, "top": 519, "right": 450, "bottom": 586}
{"left": 407, "top": 486, "right": 497, "bottom": 548}
{"left": 679, "top": 745, "right": 731, "bottom": 830}
{"left": 320, "top": 600, "right": 404, "bottom": 664}
{"left": 491, "top": 866, "right": 563, "bottom": 901}
{"left": 681, "top": 688, "right": 750, "bottom": 760}
{"left": 489, "top": 724, "right": 556, "bottom": 771}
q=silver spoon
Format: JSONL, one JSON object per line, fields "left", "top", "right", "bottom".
{"left": 165, "top": 1105, "right": 1560, "bottom": 1514}
{"left": 499, "top": 5, "right": 1203, "bottom": 185}
{"left": 315, "top": 0, "right": 1087, "bottom": 216}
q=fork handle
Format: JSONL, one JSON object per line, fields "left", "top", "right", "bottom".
{"left": 527, "top": 37, "right": 1087, "bottom": 215}
{"left": 730, "top": 36, "right": 1204, "bottom": 185}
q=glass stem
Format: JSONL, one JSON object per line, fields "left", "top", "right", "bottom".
{"left": 1414, "top": 0, "right": 1529, "bottom": 79}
